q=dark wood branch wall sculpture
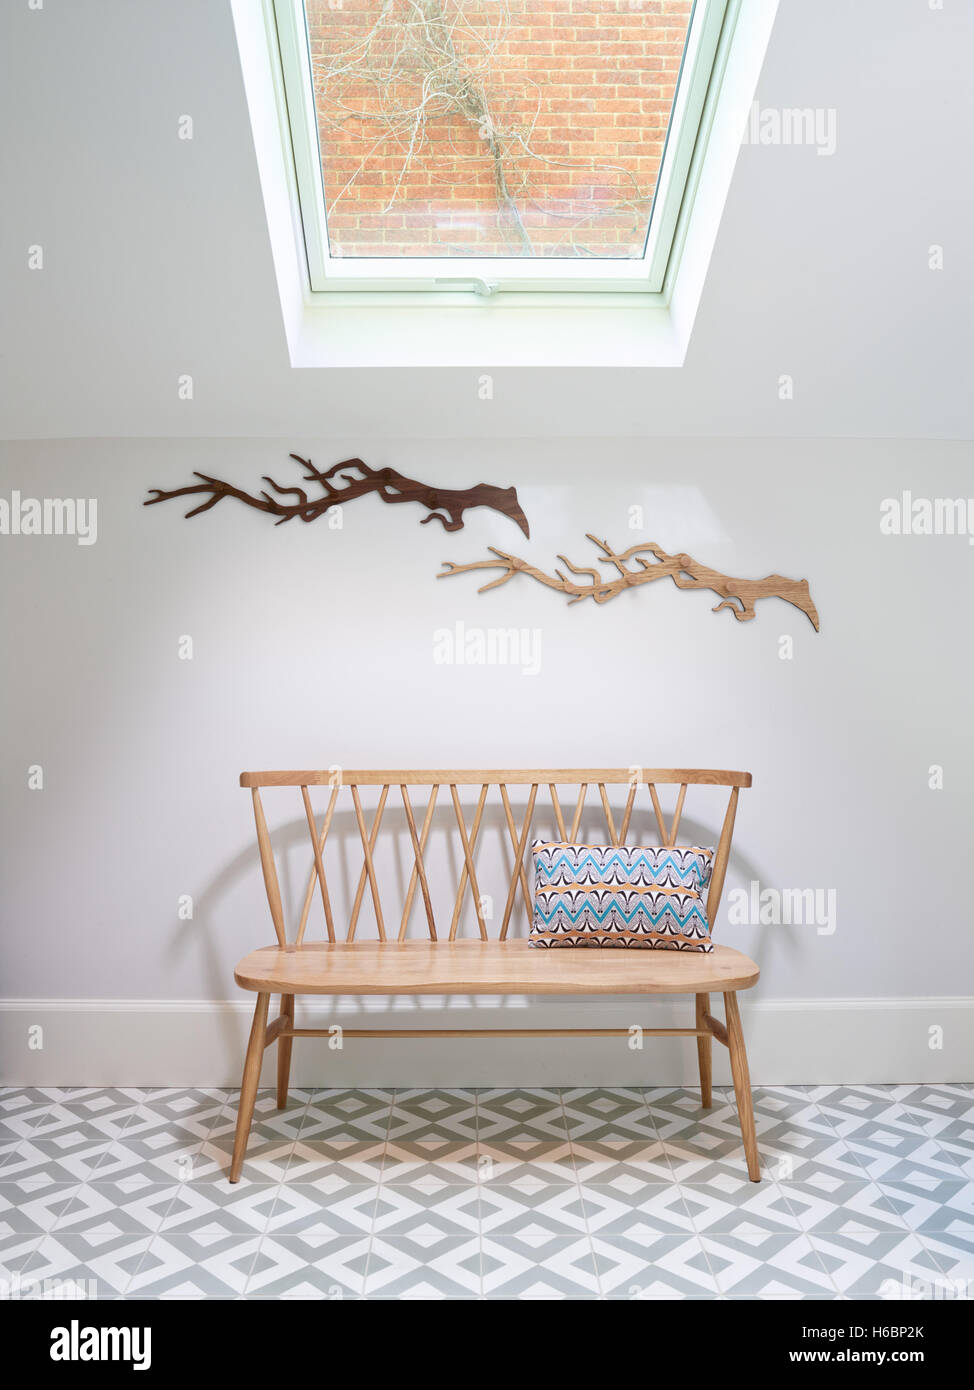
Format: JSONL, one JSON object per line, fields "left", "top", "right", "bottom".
{"left": 145, "top": 455, "right": 531, "bottom": 537}
{"left": 440, "top": 534, "right": 821, "bottom": 630}
{"left": 146, "top": 457, "right": 819, "bottom": 629}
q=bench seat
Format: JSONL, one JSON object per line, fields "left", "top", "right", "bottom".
{"left": 235, "top": 939, "right": 760, "bottom": 996}
{"left": 229, "top": 769, "right": 762, "bottom": 1183}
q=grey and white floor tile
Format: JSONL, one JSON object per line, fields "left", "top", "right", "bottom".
{"left": 22, "top": 1231, "right": 154, "bottom": 1298}
{"left": 0, "top": 1178, "right": 84, "bottom": 1235}
{"left": 578, "top": 1179, "right": 694, "bottom": 1235}
{"left": 364, "top": 1234, "right": 481, "bottom": 1298}
{"left": 482, "top": 1233, "right": 600, "bottom": 1298}
{"left": 680, "top": 1172, "right": 802, "bottom": 1234}
{"left": 809, "top": 1229, "right": 946, "bottom": 1299}
{"left": 702, "top": 1231, "right": 834, "bottom": 1298}
{"left": 594, "top": 1231, "right": 720, "bottom": 1298}
{"left": 0, "top": 1084, "right": 970, "bottom": 1299}
{"left": 128, "top": 1232, "right": 262, "bottom": 1298}
{"left": 245, "top": 1234, "right": 369, "bottom": 1299}
{"left": 479, "top": 1180, "right": 588, "bottom": 1237}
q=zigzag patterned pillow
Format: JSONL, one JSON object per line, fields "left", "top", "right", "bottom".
{"left": 530, "top": 841, "right": 715, "bottom": 951}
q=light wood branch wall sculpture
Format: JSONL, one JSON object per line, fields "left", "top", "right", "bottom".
{"left": 440, "top": 534, "right": 820, "bottom": 630}
{"left": 145, "top": 455, "right": 531, "bottom": 537}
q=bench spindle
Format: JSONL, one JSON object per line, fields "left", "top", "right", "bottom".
{"left": 400, "top": 783, "right": 437, "bottom": 940}
{"left": 499, "top": 782, "right": 538, "bottom": 940}
{"left": 349, "top": 784, "right": 389, "bottom": 941}
{"left": 400, "top": 785, "right": 439, "bottom": 940}
{"left": 500, "top": 783, "right": 533, "bottom": 923}
{"left": 449, "top": 783, "right": 489, "bottom": 940}
{"left": 569, "top": 783, "right": 587, "bottom": 840}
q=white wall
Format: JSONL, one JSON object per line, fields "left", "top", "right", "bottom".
{"left": 1, "top": 435, "right": 971, "bottom": 1082}
{"left": 0, "top": 0, "right": 971, "bottom": 438}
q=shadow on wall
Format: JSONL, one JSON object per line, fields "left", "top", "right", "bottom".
{"left": 174, "top": 798, "right": 785, "bottom": 1055}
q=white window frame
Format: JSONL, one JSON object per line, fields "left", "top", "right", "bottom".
{"left": 271, "top": 0, "right": 735, "bottom": 302}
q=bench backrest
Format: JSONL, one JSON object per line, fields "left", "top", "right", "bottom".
{"left": 240, "top": 770, "right": 751, "bottom": 947}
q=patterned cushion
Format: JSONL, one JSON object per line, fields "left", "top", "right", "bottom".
{"left": 530, "top": 841, "right": 715, "bottom": 951}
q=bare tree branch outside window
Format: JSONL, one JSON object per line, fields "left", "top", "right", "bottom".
{"left": 306, "top": 0, "right": 693, "bottom": 259}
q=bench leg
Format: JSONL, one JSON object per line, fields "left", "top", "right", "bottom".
{"left": 695, "top": 993, "right": 712, "bottom": 1108}
{"left": 229, "top": 992, "right": 269, "bottom": 1184}
{"left": 724, "top": 990, "right": 760, "bottom": 1182}
{"left": 277, "top": 994, "right": 295, "bottom": 1109}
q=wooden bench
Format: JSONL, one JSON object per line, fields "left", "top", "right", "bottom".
{"left": 230, "top": 769, "right": 760, "bottom": 1182}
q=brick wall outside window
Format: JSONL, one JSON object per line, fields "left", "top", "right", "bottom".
{"left": 305, "top": 0, "right": 694, "bottom": 258}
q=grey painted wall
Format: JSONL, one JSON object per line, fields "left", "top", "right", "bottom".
{"left": 0, "top": 0, "right": 971, "bottom": 439}
{"left": 2, "top": 435, "right": 971, "bottom": 1007}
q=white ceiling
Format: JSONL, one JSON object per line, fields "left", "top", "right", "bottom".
{"left": 1, "top": 0, "right": 971, "bottom": 441}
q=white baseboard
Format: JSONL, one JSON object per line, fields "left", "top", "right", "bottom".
{"left": 1, "top": 996, "right": 971, "bottom": 1087}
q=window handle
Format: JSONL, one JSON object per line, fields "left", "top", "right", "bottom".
{"left": 433, "top": 277, "right": 499, "bottom": 298}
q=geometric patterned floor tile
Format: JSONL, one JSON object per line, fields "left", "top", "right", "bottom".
{"left": 560, "top": 1088, "right": 658, "bottom": 1143}
{"left": 128, "top": 1232, "right": 261, "bottom": 1298}
{"left": 0, "top": 1133, "right": 125, "bottom": 1186}
{"left": 113, "top": 1089, "right": 227, "bottom": 1148}
{"left": 645, "top": 1086, "right": 730, "bottom": 1139}
{"left": 371, "top": 1183, "right": 481, "bottom": 1238}
{"left": 781, "top": 1179, "right": 907, "bottom": 1234}
{"left": 187, "top": 1093, "right": 309, "bottom": 1188}
{"left": 264, "top": 1183, "right": 380, "bottom": 1237}
{"left": 920, "top": 1230, "right": 974, "bottom": 1290}
{"left": 0, "top": 1228, "right": 46, "bottom": 1280}
{"left": 808, "top": 1230, "right": 945, "bottom": 1298}
{"left": 379, "top": 1140, "right": 481, "bottom": 1187}
{"left": 701, "top": 1232, "right": 835, "bottom": 1298}
{"left": 300, "top": 1090, "right": 393, "bottom": 1142}
{"left": 3, "top": 1084, "right": 973, "bottom": 1299}
{"left": 817, "top": 1086, "right": 936, "bottom": 1139}
{"left": 0, "top": 1180, "right": 83, "bottom": 1235}
{"left": 482, "top": 1234, "right": 599, "bottom": 1298}
{"left": 578, "top": 1182, "right": 694, "bottom": 1235}
{"left": 54, "top": 1180, "right": 180, "bottom": 1236}
{"left": 654, "top": 1136, "right": 760, "bottom": 1185}
{"left": 84, "top": 1103, "right": 217, "bottom": 1187}
{"left": 0, "top": 1091, "right": 70, "bottom": 1149}
{"left": 877, "top": 1179, "right": 974, "bottom": 1232}
{"left": 680, "top": 1174, "right": 802, "bottom": 1234}
{"left": 246, "top": 1235, "right": 370, "bottom": 1298}
{"left": 594, "top": 1232, "right": 720, "bottom": 1298}
{"left": 570, "top": 1139, "right": 673, "bottom": 1185}
{"left": 479, "top": 1182, "right": 588, "bottom": 1237}
{"left": 158, "top": 1181, "right": 280, "bottom": 1236}
{"left": 475, "top": 1090, "right": 569, "bottom": 1144}
{"left": 283, "top": 1140, "right": 386, "bottom": 1187}
{"left": 22, "top": 1232, "right": 154, "bottom": 1298}
{"left": 751, "top": 1089, "right": 841, "bottom": 1152}
{"left": 37, "top": 1090, "right": 143, "bottom": 1140}
{"left": 751, "top": 1085, "right": 837, "bottom": 1117}
{"left": 894, "top": 1084, "right": 974, "bottom": 1129}
{"left": 364, "top": 1235, "right": 481, "bottom": 1298}
{"left": 758, "top": 1128, "right": 872, "bottom": 1186}
{"left": 387, "top": 1090, "right": 478, "bottom": 1144}
{"left": 475, "top": 1140, "right": 577, "bottom": 1188}
{"left": 841, "top": 1134, "right": 971, "bottom": 1186}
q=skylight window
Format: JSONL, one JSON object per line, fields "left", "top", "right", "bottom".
{"left": 273, "top": 0, "right": 735, "bottom": 296}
